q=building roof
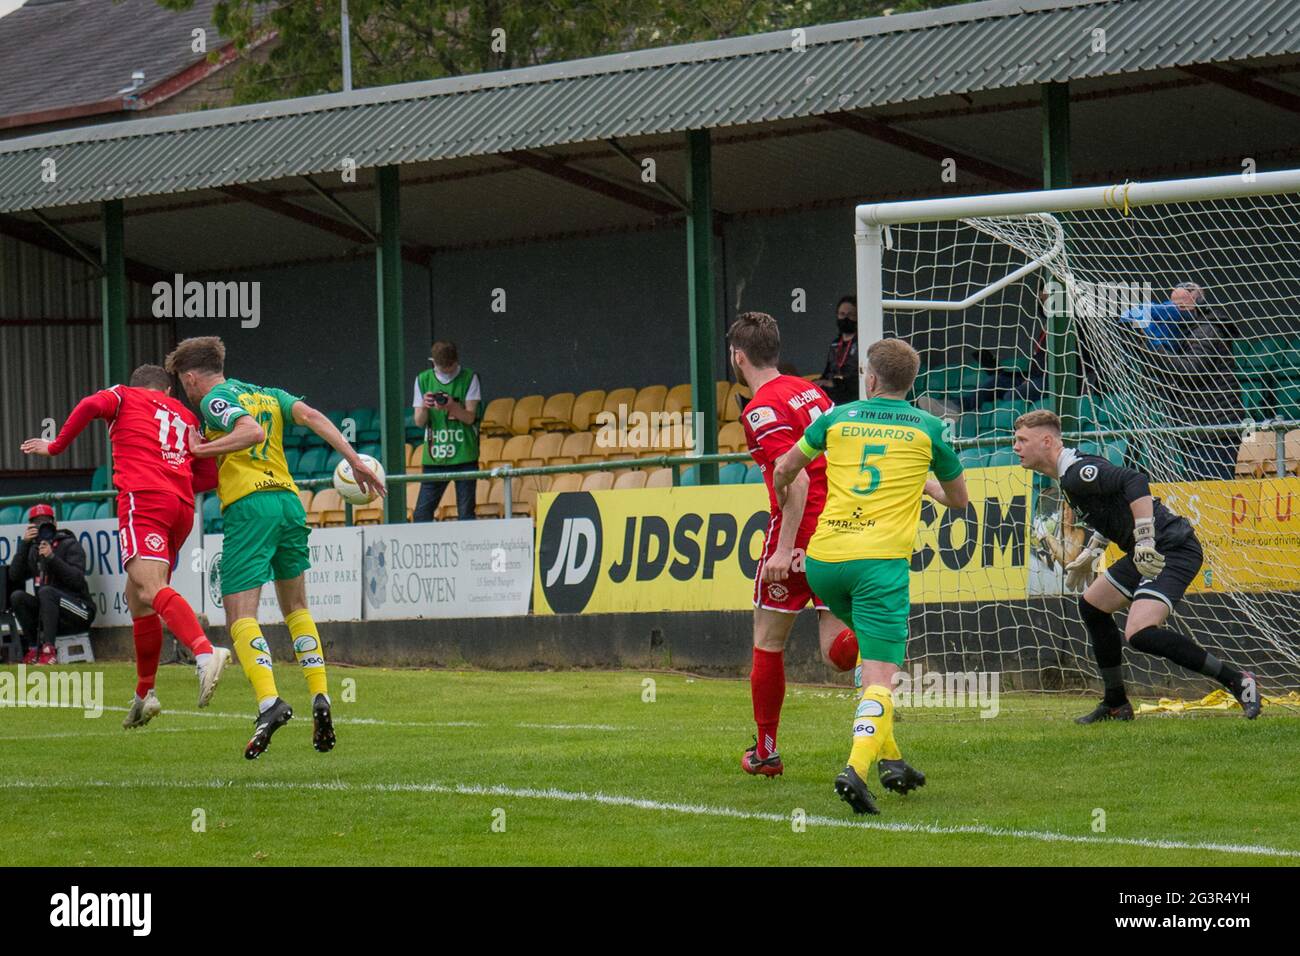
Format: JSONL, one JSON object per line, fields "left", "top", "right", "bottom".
{"left": 0, "top": 0, "right": 1297, "bottom": 213}
{"left": 0, "top": 0, "right": 231, "bottom": 132}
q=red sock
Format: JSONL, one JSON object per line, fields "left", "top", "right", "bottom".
{"left": 751, "top": 647, "right": 785, "bottom": 759}
{"left": 828, "top": 628, "right": 859, "bottom": 672}
{"left": 133, "top": 614, "right": 163, "bottom": 698}
{"left": 153, "top": 586, "right": 213, "bottom": 656}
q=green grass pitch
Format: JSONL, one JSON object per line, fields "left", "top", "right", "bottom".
{"left": 2, "top": 663, "right": 1297, "bottom": 866}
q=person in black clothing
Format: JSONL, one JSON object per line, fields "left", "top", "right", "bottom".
{"left": 7, "top": 503, "right": 95, "bottom": 664}
{"left": 1012, "top": 410, "right": 1260, "bottom": 722}
{"left": 1156, "top": 315, "right": 1242, "bottom": 480}
{"left": 814, "top": 295, "right": 859, "bottom": 406}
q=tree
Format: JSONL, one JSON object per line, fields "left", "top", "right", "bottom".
{"left": 157, "top": 0, "right": 976, "bottom": 104}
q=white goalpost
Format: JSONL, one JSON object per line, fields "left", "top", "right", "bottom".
{"left": 853, "top": 168, "right": 1300, "bottom": 695}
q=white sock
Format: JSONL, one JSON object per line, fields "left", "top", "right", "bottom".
{"left": 195, "top": 652, "right": 212, "bottom": 670}
{"left": 257, "top": 696, "right": 277, "bottom": 713}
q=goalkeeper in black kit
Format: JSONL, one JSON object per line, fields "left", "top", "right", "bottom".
{"left": 1012, "top": 410, "right": 1261, "bottom": 722}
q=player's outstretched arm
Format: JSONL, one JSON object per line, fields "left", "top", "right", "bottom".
{"left": 190, "top": 416, "right": 264, "bottom": 458}
{"left": 293, "top": 401, "right": 387, "bottom": 498}
{"left": 20, "top": 391, "right": 118, "bottom": 457}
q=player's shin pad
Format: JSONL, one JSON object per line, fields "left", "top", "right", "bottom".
{"left": 230, "top": 617, "right": 279, "bottom": 703}
{"left": 847, "top": 685, "right": 894, "bottom": 776}
{"left": 286, "top": 608, "right": 328, "bottom": 698}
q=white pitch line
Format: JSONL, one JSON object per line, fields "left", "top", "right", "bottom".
{"left": 8, "top": 701, "right": 625, "bottom": 731}
{"left": 0, "top": 725, "right": 230, "bottom": 742}
{"left": 0, "top": 776, "right": 1294, "bottom": 860}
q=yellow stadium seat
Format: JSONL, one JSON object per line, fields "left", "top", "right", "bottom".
{"left": 548, "top": 472, "right": 583, "bottom": 495}
{"left": 1287, "top": 429, "right": 1300, "bottom": 477}
{"left": 645, "top": 467, "right": 673, "bottom": 488}
{"left": 353, "top": 503, "right": 383, "bottom": 525}
{"left": 311, "top": 489, "right": 346, "bottom": 528}
{"left": 580, "top": 471, "right": 614, "bottom": 492}
{"left": 570, "top": 390, "right": 606, "bottom": 431}
{"left": 405, "top": 481, "right": 420, "bottom": 521}
{"left": 633, "top": 385, "right": 668, "bottom": 417}
{"left": 559, "top": 431, "right": 595, "bottom": 460}
{"left": 718, "top": 421, "right": 746, "bottom": 453}
{"left": 613, "top": 470, "right": 648, "bottom": 491}
{"left": 601, "top": 387, "right": 636, "bottom": 418}
{"left": 297, "top": 489, "right": 314, "bottom": 512}
{"left": 405, "top": 444, "right": 419, "bottom": 465}
{"left": 510, "top": 395, "right": 544, "bottom": 435}
{"left": 665, "top": 383, "right": 692, "bottom": 417}
{"left": 477, "top": 479, "right": 510, "bottom": 519}
{"left": 519, "top": 431, "right": 565, "bottom": 468}
{"left": 1236, "top": 432, "right": 1272, "bottom": 478}
{"left": 480, "top": 397, "right": 514, "bottom": 437}
{"left": 478, "top": 435, "right": 505, "bottom": 466}
{"left": 531, "top": 393, "right": 575, "bottom": 432}
{"left": 500, "top": 434, "right": 534, "bottom": 464}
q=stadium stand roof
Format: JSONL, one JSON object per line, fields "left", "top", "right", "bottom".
{"left": 1, "top": 0, "right": 1298, "bottom": 214}
{"left": 0, "top": 0, "right": 240, "bottom": 135}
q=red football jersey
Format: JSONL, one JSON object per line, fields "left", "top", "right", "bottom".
{"left": 740, "top": 375, "right": 833, "bottom": 545}
{"left": 50, "top": 386, "right": 208, "bottom": 504}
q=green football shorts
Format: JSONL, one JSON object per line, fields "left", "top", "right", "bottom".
{"left": 804, "top": 556, "right": 910, "bottom": 666}
{"left": 218, "top": 490, "right": 311, "bottom": 596}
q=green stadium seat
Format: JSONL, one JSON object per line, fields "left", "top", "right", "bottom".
{"left": 297, "top": 447, "right": 328, "bottom": 477}
{"left": 94, "top": 500, "right": 113, "bottom": 519}
{"left": 958, "top": 448, "right": 987, "bottom": 470}
{"left": 358, "top": 427, "right": 381, "bottom": 444}
{"left": 90, "top": 464, "right": 110, "bottom": 491}
{"left": 359, "top": 443, "right": 382, "bottom": 461}
{"left": 66, "top": 501, "right": 98, "bottom": 521}
{"left": 0, "top": 505, "right": 24, "bottom": 524}
{"left": 744, "top": 464, "right": 764, "bottom": 484}
{"left": 346, "top": 408, "right": 377, "bottom": 432}
{"left": 719, "top": 462, "right": 748, "bottom": 485}
{"left": 958, "top": 414, "right": 981, "bottom": 440}
{"left": 201, "top": 494, "right": 222, "bottom": 534}
{"left": 679, "top": 465, "right": 700, "bottom": 487}
{"left": 1276, "top": 383, "right": 1300, "bottom": 422}
{"left": 284, "top": 447, "right": 302, "bottom": 475}
{"left": 324, "top": 450, "right": 345, "bottom": 477}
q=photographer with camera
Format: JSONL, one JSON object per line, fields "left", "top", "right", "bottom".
{"left": 412, "top": 341, "right": 482, "bottom": 522}
{"left": 7, "top": 503, "right": 95, "bottom": 665}
{"left": 814, "top": 296, "right": 859, "bottom": 406}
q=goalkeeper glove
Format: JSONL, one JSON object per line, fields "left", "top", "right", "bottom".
{"left": 1132, "top": 516, "right": 1166, "bottom": 580}
{"left": 1065, "top": 532, "right": 1107, "bottom": 590}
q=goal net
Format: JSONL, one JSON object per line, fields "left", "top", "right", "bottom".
{"left": 855, "top": 170, "right": 1300, "bottom": 697}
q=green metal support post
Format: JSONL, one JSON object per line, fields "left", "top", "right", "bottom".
{"left": 101, "top": 199, "right": 128, "bottom": 471}
{"left": 686, "top": 129, "right": 719, "bottom": 485}
{"left": 1042, "top": 82, "right": 1080, "bottom": 434}
{"left": 376, "top": 166, "right": 406, "bottom": 523}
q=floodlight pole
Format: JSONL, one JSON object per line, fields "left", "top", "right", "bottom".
{"left": 1041, "top": 81, "right": 1079, "bottom": 433}
{"left": 686, "top": 129, "right": 719, "bottom": 485}
{"left": 376, "top": 166, "right": 405, "bottom": 523}
{"left": 101, "top": 199, "right": 128, "bottom": 473}
{"left": 341, "top": 0, "right": 354, "bottom": 93}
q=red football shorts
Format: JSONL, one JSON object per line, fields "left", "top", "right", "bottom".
{"left": 118, "top": 490, "right": 195, "bottom": 568}
{"left": 752, "top": 516, "right": 827, "bottom": 613}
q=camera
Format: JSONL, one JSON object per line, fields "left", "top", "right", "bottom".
{"left": 432, "top": 392, "right": 450, "bottom": 407}
{"left": 35, "top": 521, "right": 56, "bottom": 545}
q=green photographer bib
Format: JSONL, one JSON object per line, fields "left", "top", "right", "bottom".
{"left": 417, "top": 366, "right": 480, "bottom": 466}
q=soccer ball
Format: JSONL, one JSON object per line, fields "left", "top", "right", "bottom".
{"left": 333, "top": 454, "right": 385, "bottom": 505}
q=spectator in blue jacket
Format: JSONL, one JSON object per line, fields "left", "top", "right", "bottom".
{"left": 1120, "top": 281, "right": 1203, "bottom": 352}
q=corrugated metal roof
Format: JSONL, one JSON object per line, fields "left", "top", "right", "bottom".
{"left": 1, "top": 0, "right": 1297, "bottom": 213}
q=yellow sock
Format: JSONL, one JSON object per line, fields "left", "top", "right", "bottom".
{"left": 285, "top": 608, "right": 328, "bottom": 698}
{"left": 847, "top": 684, "right": 894, "bottom": 776}
{"left": 879, "top": 722, "right": 902, "bottom": 761}
{"left": 230, "top": 617, "right": 279, "bottom": 706}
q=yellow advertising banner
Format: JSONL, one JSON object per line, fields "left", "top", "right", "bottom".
{"left": 533, "top": 466, "right": 1033, "bottom": 614}
{"left": 1112, "top": 477, "right": 1300, "bottom": 594}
